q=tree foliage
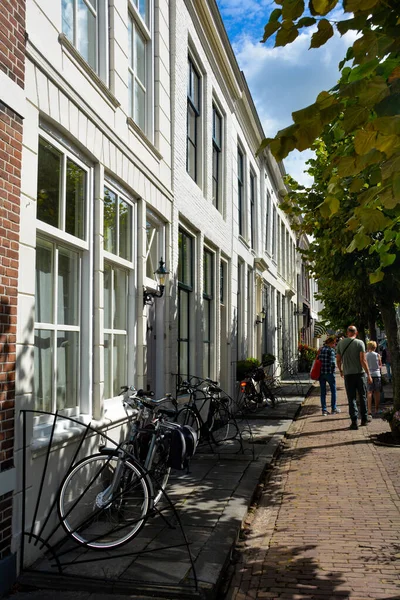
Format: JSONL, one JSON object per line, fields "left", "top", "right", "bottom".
{"left": 259, "top": 0, "right": 400, "bottom": 281}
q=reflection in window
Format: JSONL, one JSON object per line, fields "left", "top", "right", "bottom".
{"left": 146, "top": 218, "right": 159, "bottom": 279}
{"left": 178, "top": 230, "right": 193, "bottom": 377}
{"left": 37, "top": 137, "right": 87, "bottom": 241}
{"left": 34, "top": 239, "right": 81, "bottom": 412}
{"left": 203, "top": 250, "right": 214, "bottom": 378}
{"left": 187, "top": 57, "right": 200, "bottom": 182}
{"left": 128, "top": 5, "right": 149, "bottom": 132}
{"left": 103, "top": 186, "right": 132, "bottom": 261}
{"left": 62, "top": 0, "right": 97, "bottom": 72}
{"left": 212, "top": 105, "right": 222, "bottom": 209}
{"left": 104, "top": 263, "right": 128, "bottom": 398}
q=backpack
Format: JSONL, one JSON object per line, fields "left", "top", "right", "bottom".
{"left": 167, "top": 423, "right": 198, "bottom": 470}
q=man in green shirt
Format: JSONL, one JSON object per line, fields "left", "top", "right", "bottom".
{"left": 336, "top": 325, "right": 372, "bottom": 430}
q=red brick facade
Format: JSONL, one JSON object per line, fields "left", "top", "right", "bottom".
{"left": 0, "top": 0, "right": 25, "bottom": 566}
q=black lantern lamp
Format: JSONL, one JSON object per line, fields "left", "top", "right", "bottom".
{"left": 255, "top": 306, "right": 267, "bottom": 326}
{"left": 143, "top": 258, "right": 169, "bottom": 305}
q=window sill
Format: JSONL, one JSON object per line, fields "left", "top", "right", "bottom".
{"left": 58, "top": 33, "right": 121, "bottom": 110}
{"left": 238, "top": 235, "right": 250, "bottom": 249}
{"left": 126, "top": 117, "right": 163, "bottom": 161}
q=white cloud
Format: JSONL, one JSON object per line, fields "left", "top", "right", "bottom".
{"left": 228, "top": 20, "right": 357, "bottom": 184}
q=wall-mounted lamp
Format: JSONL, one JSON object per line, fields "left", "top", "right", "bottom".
{"left": 143, "top": 258, "right": 169, "bottom": 306}
{"left": 255, "top": 306, "right": 266, "bottom": 326}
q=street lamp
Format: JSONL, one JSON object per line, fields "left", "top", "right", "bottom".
{"left": 143, "top": 258, "right": 169, "bottom": 305}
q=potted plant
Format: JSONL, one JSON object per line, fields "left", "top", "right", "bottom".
{"left": 298, "top": 343, "right": 318, "bottom": 372}
{"left": 382, "top": 408, "right": 400, "bottom": 442}
{"left": 236, "top": 358, "right": 260, "bottom": 382}
{"left": 262, "top": 353, "right": 276, "bottom": 366}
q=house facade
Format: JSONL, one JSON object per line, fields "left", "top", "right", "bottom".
{"left": 0, "top": 0, "right": 318, "bottom": 588}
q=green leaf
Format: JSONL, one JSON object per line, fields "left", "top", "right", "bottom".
{"left": 369, "top": 269, "right": 385, "bottom": 284}
{"left": 335, "top": 156, "right": 356, "bottom": 177}
{"left": 380, "top": 253, "right": 397, "bottom": 267}
{"left": 349, "top": 178, "right": 365, "bottom": 193}
{"left": 297, "top": 16, "right": 316, "bottom": 27}
{"left": 378, "top": 187, "right": 397, "bottom": 209}
{"left": 393, "top": 172, "right": 400, "bottom": 201}
{"left": 336, "top": 16, "right": 365, "bottom": 35}
{"left": 282, "top": 0, "right": 305, "bottom": 20}
{"left": 359, "top": 208, "right": 392, "bottom": 233}
{"left": 261, "top": 20, "right": 281, "bottom": 43}
{"left": 295, "top": 119, "right": 324, "bottom": 150}
{"left": 319, "top": 195, "right": 340, "bottom": 218}
{"left": 292, "top": 103, "right": 319, "bottom": 123}
{"left": 375, "top": 94, "right": 400, "bottom": 118}
{"left": 353, "top": 231, "right": 371, "bottom": 250}
{"left": 344, "top": 0, "right": 379, "bottom": 12}
{"left": 357, "top": 77, "right": 390, "bottom": 108}
{"left": 310, "top": 19, "right": 334, "bottom": 48}
{"left": 354, "top": 130, "right": 377, "bottom": 155}
{"left": 275, "top": 24, "right": 299, "bottom": 46}
{"left": 310, "top": 0, "right": 338, "bottom": 16}
{"left": 270, "top": 8, "right": 283, "bottom": 21}
{"left": 375, "top": 134, "right": 400, "bottom": 158}
{"left": 381, "top": 154, "right": 400, "bottom": 180}
{"left": 342, "top": 106, "right": 370, "bottom": 132}
{"left": 348, "top": 59, "right": 379, "bottom": 83}
{"left": 372, "top": 117, "right": 400, "bottom": 136}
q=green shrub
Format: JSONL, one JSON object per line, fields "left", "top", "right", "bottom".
{"left": 236, "top": 358, "right": 260, "bottom": 381}
{"left": 262, "top": 353, "right": 276, "bottom": 366}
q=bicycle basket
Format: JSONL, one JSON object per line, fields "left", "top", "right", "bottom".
{"left": 167, "top": 423, "right": 198, "bottom": 470}
{"left": 252, "top": 367, "right": 265, "bottom": 382}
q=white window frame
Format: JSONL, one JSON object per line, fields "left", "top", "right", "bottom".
{"left": 62, "top": 0, "right": 109, "bottom": 82}
{"left": 187, "top": 52, "right": 203, "bottom": 186}
{"left": 128, "top": 0, "right": 153, "bottom": 137}
{"left": 145, "top": 209, "right": 166, "bottom": 291}
{"left": 34, "top": 130, "right": 93, "bottom": 429}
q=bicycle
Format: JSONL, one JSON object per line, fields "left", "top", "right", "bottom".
{"left": 175, "top": 376, "right": 239, "bottom": 444}
{"left": 238, "top": 366, "right": 278, "bottom": 413}
{"left": 57, "top": 387, "right": 195, "bottom": 550}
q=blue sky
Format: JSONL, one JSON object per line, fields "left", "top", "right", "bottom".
{"left": 216, "top": 1, "right": 356, "bottom": 185}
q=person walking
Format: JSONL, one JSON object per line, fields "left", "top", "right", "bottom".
{"left": 366, "top": 341, "right": 382, "bottom": 417}
{"left": 319, "top": 335, "right": 339, "bottom": 416}
{"left": 336, "top": 325, "right": 372, "bottom": 430}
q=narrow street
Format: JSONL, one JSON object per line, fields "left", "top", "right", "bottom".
{"left": 225, "top": 382, "right": 400, "bottom": 600}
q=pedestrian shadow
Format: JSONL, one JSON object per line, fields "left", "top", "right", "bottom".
{"left": 229, "top": 542, "right": 351, "bottom": 598}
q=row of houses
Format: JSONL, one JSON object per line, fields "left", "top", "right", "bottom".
{"left": 0, "top": 0, "right": 320, "bottom": 590}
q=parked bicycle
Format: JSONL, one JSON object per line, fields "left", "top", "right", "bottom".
{"left": 175, "top": 376, "right": 239, "bottom": 444}
{"left": 238, "top": 366, "right": 278, "bottom": 413}
{"left": 57, "top": 387, "right": 197, "bottom": 550}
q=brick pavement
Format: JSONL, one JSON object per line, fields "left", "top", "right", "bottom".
{"left": 225, "top": 381, "right": 400, "bottom": 600}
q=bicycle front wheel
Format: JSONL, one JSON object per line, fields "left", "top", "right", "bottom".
{"left": 148, "top": 438, "right": 171, "bottom": 505}
{"left": 176, "top": 407, "right": 201, "bottom": 438}
{"left": 58, "top": 453, "right": 151, "bottom": 550}
{"left": 210, "top": 404, "right": 238, "bottom": 443}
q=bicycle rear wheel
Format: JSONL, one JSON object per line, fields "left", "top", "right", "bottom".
{"left": 148, "top": 437, "right": 171, "bottom": 505}
{"left": 58, "top": 453, "right": 151, "bottom": 550}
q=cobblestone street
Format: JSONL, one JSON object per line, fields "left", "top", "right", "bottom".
{"left": 225, "top": 382, "right": 400, "bottom": 600}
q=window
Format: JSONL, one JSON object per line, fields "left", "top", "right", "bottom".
{"left": 265, "top": 190, "right": 271, "bottom": 253}
{"left": 237, "top": 148, "right": 244, "bottom": 237}
{"left": 178, "top": 230, "right": 193, "bottom": 377}
{"left": 104, "top": 264, "right": 128, "bottom": 398}
{"left": 35, "top": 135, "right": 90, "bottom": 415}
{"left": 35, "top": 240, "right": 81, "bottom": 413}
{"left": 212, "top": 104, "right": 222, "bottom": 209}
{"left": 220, "top": 260, "right": 225, "bottom": 304}
{"left": 62, "top": 0, "right": 107, "bottom": 79}
{"left": 250, "top": 172, "right": 256, "bottom": 250}
{"left": 145, "top": 214, "right": 162, "bottom": 281}
{"left": 37, "top": 137, "right": 87, "bottom": 240}
{"left": 128, "top": 0, "right": 151, "bottom": 133}
{"left": 272, "top": 205, "right": 277, "bottom": 259}
{"left": 203, "top": 250, "right": 214, "bottom": 378}
{"left": 187, "top": 57, "right": 201, "bottom": 182}
{"left": 103, "top": 186, "right": 132, "bottom": 261}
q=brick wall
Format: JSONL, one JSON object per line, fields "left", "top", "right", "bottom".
{"left": 0, "top": 0, "right": 25, "bottom": 89}
{"left": 0, "top": 0, "right": 25, "bottom": 567}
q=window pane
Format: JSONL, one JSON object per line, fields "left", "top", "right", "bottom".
{"left": 77, "top": 0, "right": 97, "bottom": 71}
{"left": 119, "top": 199, "right": 132, "bottom": 260}
{"left": 135, "top": 82, "right": 146, "bottom": 131}
{"left": 113, "top": 267, "right": 127, "bottom": 330}
{"left": 57, "top": 330, "right": 79, "bottom": 410}
{"left": 104, "top": 263, "right": 112, "bottom": 329}
{"left": 62, "top": 0, "right": 74, "bottom": 41}
{"left": 113, "top": 335, "right": 127, "bottom": 396}
{"left": 58, "top": 247, "right": 80, "bottom": 325}
{"left": 128, "top": 72, "right": 134, "bottom": 118}
{"left": 146, "top": 220, "right": 158, "bottom": 279}
{"left": 34, "top": 329, "right": 53, "bottom": 412}
{"left": 37, "top": 138, "right": 61, "bottom": 228}
{"left": 203, "top": 252, "right": 212, "bottom": 297}
{"left": 179, "top": 289, "right": 189, "bottom": 340}
{"left": 135, "top": 30, "right": 146, "bottom": 84}
{"left": 66, "top": 158, "right": 86, "bottom": 240}
{"left": 128, "top": 16, "right": 133, "bottom": 68}
{"left": 104, "top": 187, "right": 117, "bottom": 254}
{"left": 104, "top": 333, "right": 111, "bottom": 399}
{"left": 178, "top": 232, "right": 192, "bottom": 286}
{"left": 35, "top": 242, "right": 53, "bottom": 324}
{"left": 138, "top": 0, "right": 149, "bottom": 26}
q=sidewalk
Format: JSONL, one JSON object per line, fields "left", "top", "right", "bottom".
{"left": 6, "top": 382, "right": 309, "bottom": 600}
{"left": 224, "top": 379, "right": 400, "bottom": 600}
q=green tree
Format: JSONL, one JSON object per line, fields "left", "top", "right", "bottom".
{"left": 260, "top": 0, "right": 400, "bottom": 412}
